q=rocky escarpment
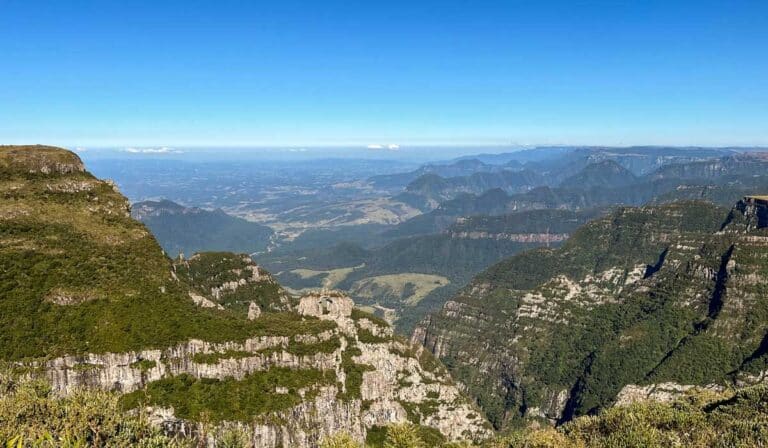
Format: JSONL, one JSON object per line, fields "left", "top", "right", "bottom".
{"left": 0, "top": 145, "right": 85, "bottom": 175}
{"left": 415, "top": 200, "right": 768, "bottom": 428}
{"left": 1, "top": 146, "right": 490, "bottom": 447}
{"left": 447, "top": 231, "right": 569, "bottom": 243}
{"left": 737, "top": 195, "right": 768, "bottom": 230}
{"left": 40, "top": 291, "right": 491, "bottom": 446}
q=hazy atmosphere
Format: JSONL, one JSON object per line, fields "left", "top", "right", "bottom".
{"left": 2, "top": 1, "right": 768, "bottom": 448}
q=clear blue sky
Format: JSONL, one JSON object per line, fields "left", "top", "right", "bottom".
{"left": 1, "top": 0, "right": 767, "bottom": 148}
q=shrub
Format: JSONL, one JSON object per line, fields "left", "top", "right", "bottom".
{"left": 320, "top": 432, "right": 361, "bottom": 448}
{"left": 0, "top": 369, "right": 189, "bottom": 447}
{"left": 383, "top": 423, "right": 426, "bottom": 448}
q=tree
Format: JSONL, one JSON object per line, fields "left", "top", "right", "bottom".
{"left": 320, "top": 432, "right": 361, "bottom": 448}
{"left": 383, "top": 423, "right": 425, "bottom": 448}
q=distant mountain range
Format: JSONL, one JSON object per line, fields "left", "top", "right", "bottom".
{"left": 368, "top": 157, "right": 523, "bottom": 190}
{"left": 387, "top": 153, "right": 768, "bottom": 238}
{"left": 132, "top": 199, "right": 274, "bottom": 257}
{"left": 6, "top": 145, "right": 768, "bottom": 447}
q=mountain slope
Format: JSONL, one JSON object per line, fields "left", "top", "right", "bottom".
{"left": 0, "top": 145, "right": 269, "bottom": 359}
{"left": 559, "top": 160, "right": 638, "bottom": 189}
{"left": 264, "top": 209, "right": 600, "bottom": 333}
{"left": 173, "top": 251, "right": 294, "bottom": 316}
{"left": 404, "top": 169, "right": 545, "bottom": 204}
{"left": 650, "top": 153, "right": 768, "bottom": 181}
{"left": 414, "top": 199, "right": 768, "bottom": 429}
{"left": 132, "top": 199, "right": 274, "bottom": 257}
{"left": 0, "top": 145, "right": 490, "bottom": 446}
{"left": 368, "top": 158, "right": 510, "bottom": 190}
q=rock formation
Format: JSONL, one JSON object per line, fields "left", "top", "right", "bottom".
{"left": 0, "top": 146, "right": 491, "bottom": 447}
{"left": 415, "top": 200, "right": 768, "bottom": 428}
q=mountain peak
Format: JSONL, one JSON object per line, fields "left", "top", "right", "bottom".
{"left": 560, "top": 159, "right": 637, "bottom": 189}
{"left": 0, "top": 145, "right": 85, "bottom": 176}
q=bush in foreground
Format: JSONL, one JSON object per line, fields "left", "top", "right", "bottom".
{"left": 3, "top": 366, "right": 768, "bottom": 448}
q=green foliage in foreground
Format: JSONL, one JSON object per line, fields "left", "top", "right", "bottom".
{"left": 491, "top": 385, "right": 768, "bottom": 448}
{"left": 120, "top": 368, "right": 336, "bottom": 422}
{"left": 0, "top": 369, "right": 190, "bottom": 447}
{"left": 328, "top": 386, "right": 768, "bottom": 448}
{"left": 363, "top": 423, "right": 447, "bottom": 448}
{"left": 5, "top": 366, "right": 768, "bottom": 448}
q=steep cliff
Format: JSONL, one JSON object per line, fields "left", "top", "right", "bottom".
{"left": 415, "top": 199, "right": 768, "bottom": 428}
{"left": 44, "top": 291, "right": 491, "bottom": 445}
{"left": 0, "top": 146, "right": 490, "bottom": 446}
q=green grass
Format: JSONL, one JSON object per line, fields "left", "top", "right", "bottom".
{"left": 129, "top": 359, "right": 157, "bottom": 371}
{"left": 0, "top": 147, "right": 332, "bottom": 360}
{"left": 120, "top": 368, "right": 336, "bottom": 422}
{"left": 0, "top": 237, "right": 334, "bottom": 360}
{"left": 358, "top": 328, "right": 389, "bottom": 344}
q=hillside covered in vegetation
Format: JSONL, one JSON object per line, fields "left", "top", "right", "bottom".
{"left": 132, "top": 199, "right": 274, "bottom": 257}
{"left": 416, "top": 198, "right": 768, "bottom": 430}
{"left": 0, "top": 146, "right": 490, "bottom": 447}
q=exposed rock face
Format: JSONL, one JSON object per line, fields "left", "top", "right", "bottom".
{"left": 40, "top": 290, "right": 491, "bottom": 446}
{"left": 250, "top": 388, "right": 366, "bottom": 448}
{"left": 298, "top": 290, "right": 354, "bottom": 319}
{"left": 0, "top": 146, "right": 490, "bottom": 447}
{"left": 189, "top": 292, "right": 225, "bottom": 310}
{"left": 415, "top": 201, "right": 768, "bottom": 428}
{"left": 737, "top": 196, "right": 768, "bottom": 230}
{"left": 45, "top": 335, "right": 296, "bottom": 394}
{"left": 174, "top": 252, "right": 294, "bottom": 315}
{"left": 614, "top": 382, "right": 724, "bottom": 406}
{"left": 525, "top": 389, "right": 569, "bottom": 422}
{"left": 248, "top": 302, "right": 262, "bottom": 320}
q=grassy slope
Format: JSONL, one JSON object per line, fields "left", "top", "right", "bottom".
{"left": 134, "top": 200, "right": 274, "bottom": 257}
{"left": 0, "top": 146, "right": 331, "bottom": 360}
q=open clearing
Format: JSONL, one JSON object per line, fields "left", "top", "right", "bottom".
{"left": 290, "top": 264, "right": 363, "bottom": 289}
{"left": 350, "top": 273, "right": 450, "bottom": 306}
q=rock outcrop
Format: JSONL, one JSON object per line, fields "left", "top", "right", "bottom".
{"left": 40, "top": 290, "right": 491, "bottom": 446}
{"left": 298, "top": 290, "right": 355, "bottom": 319}
{"left": 415, "top": 200, "right": 768, "bottom": 428}
{"left": 174, "top": 252, "right": 294, "bottom": 315}
{"left": 0, "top": 146, "right": 491, "bottom": 447}
{"left": 614, "top": 382, "right": 724, "bottom": 406}
{"left": 0, "top": 145, "right": 85, "bottom": 174}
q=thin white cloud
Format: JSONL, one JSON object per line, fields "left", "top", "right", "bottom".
{"left": 74, "top": 147, "right": 88, "bottom": 152}
{"left": 121, "top": 147, "right": 184, "bottom": 154}
{"left": 367, "top": 143, "right": 400, "bottom": 151}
